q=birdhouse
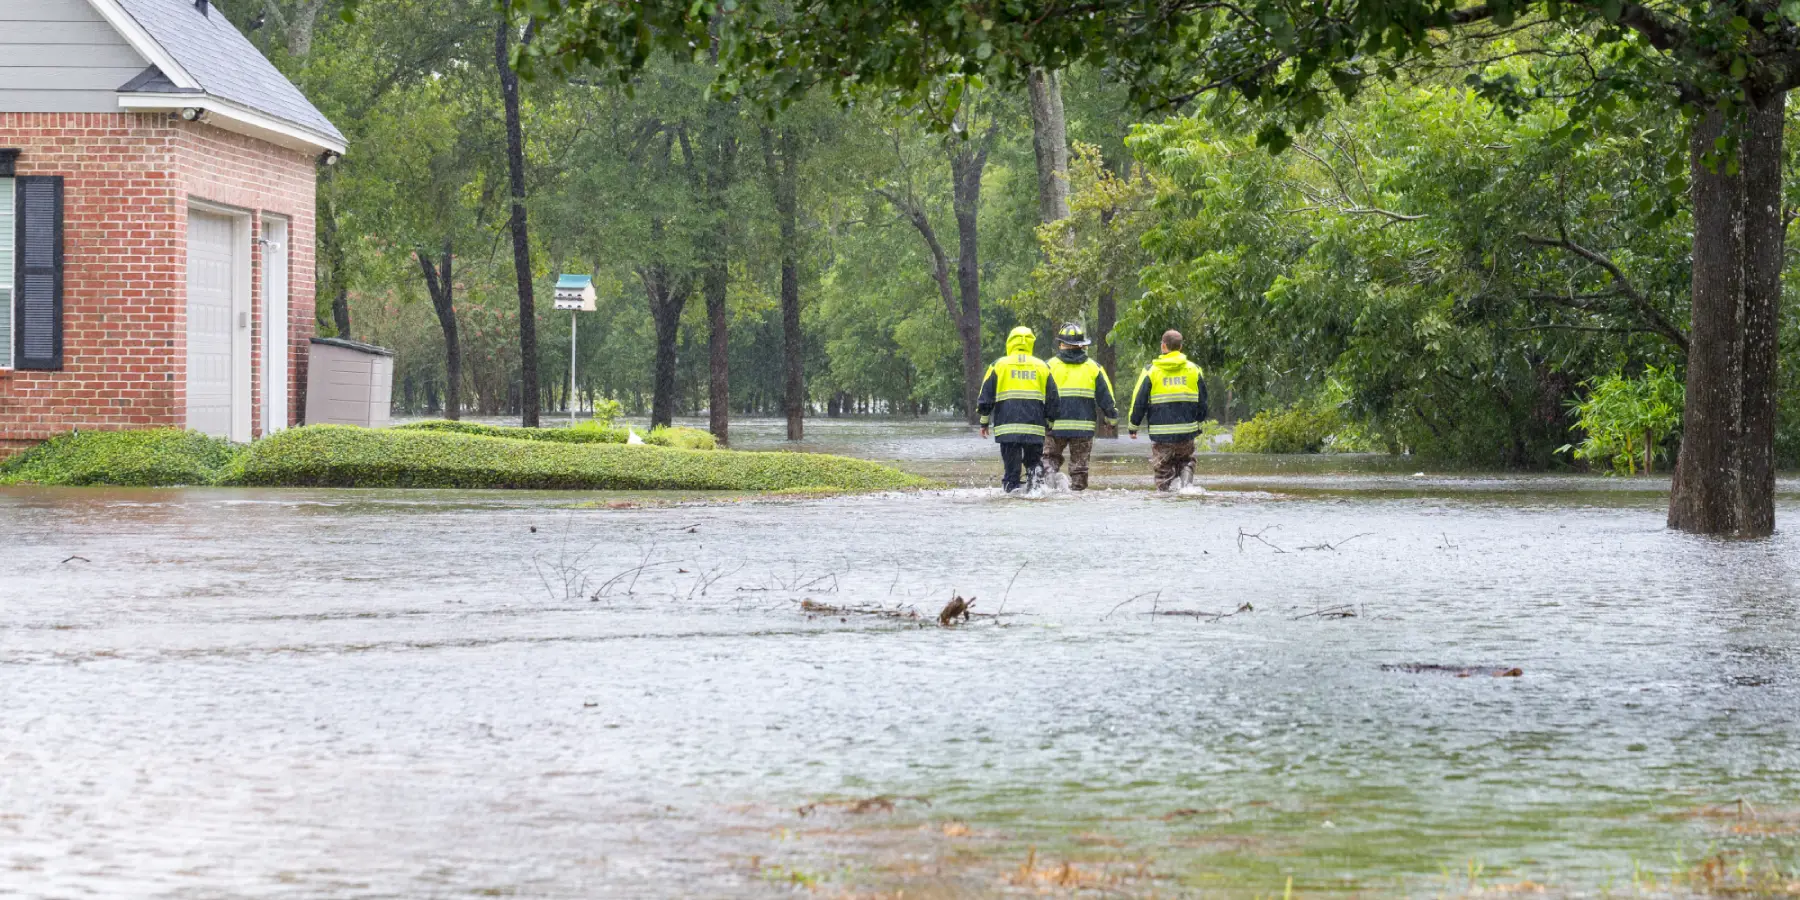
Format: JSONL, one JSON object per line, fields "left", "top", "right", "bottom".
{"left": 554, "top": 274, "right": 596, "bottom": 311}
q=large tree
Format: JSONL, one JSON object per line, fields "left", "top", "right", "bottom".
{"left": 761, "top": 124, "right": 807, "bottom": 440}
{"left": 497, "top": 2, "right": 542, "bottom": 426}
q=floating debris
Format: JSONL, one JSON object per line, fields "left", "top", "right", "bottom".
{"left": 938, "top": 594, "right": 975, "bottom": 626}
{"left": 1294, "top": 604, "right": 1359, "bottom": 620}
{"left": 1381, "top": 664, "right": 1523, "bottom": 677}
{"left": 797, "top": 599, "right": 919, "bottom": 621}
{"left": 796, "top": 794, "right": 930, "bottom": 817}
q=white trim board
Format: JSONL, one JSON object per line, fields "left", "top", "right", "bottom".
{"left": 119, "top": 91, "right": 346, "bottom": 155}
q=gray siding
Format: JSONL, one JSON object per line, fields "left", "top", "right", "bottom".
{"left": 0, "top": 0, "right": 147, "bottom": 114}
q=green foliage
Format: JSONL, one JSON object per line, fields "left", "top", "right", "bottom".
{"left": 1198, "top": 419, "right": 1232, "bottom": 447}
{"left": 0, "top": 430, "right": 243, "bottom": 487}
{"left": 229, "top": 426, "right": 927, "bottom": 491}
{"left": 1127, "top": 77, "right": 1699, "bottom": 466}
{"left": 394, "top": 419, "right": 633, "bottom": 445}
{"left": 1010, "top": 142, "right": 1155, "bottom": 353}
{"left": 1230, "top": 406, "right": 1345, "bottom": 454}
{"left": 516, "top": 0, "right": 1800, "bottom": 158}
{"left": 395, "top": 417, "right": 710, "bottom": 449}
{"left": 585, "top": 398, "right": 624, "bottom": 426}
{"left": 1561, "top": 368, "right": 1685, "bottom": 475}
{"left": 644, "top": 426, "right": 717, "bottom": 450}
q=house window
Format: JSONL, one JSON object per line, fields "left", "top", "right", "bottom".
{"left": 0, "top": 175, "right": 12, "bottom": 369}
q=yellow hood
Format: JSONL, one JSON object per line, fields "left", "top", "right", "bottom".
{"left": 1152, "top": 350, "right": 1195, "bottom": 373}
{"left": 1005, "top": 326, "right": 1036, "bottom": 356}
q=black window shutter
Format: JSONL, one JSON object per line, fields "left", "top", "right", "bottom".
{"left": 15, "top": 176, "right": 64, "bottom": 371}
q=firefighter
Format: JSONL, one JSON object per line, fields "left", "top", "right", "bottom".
{"left": 1043, "top": 323, "right": 1117, "bottom": 491}
{"left": 1127, "top": 329, "right": 1208, "bottom": 491}
{"left": 977, "top": 325, "right": 1061, "bottom": 493}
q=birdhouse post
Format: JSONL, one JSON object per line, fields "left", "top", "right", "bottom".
{"left": 553, "top": 274, "right": 597, "bottom": 426}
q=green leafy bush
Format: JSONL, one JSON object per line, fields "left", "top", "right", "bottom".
{"left": 227, "top": 425, "right": 926, "bottom": 492}
{"left": 1197, "top": 419, "right": 1232, "bottom": 448}
{"left": 645, "top": 425, "right": 716, "bottom": 450}
{"left": 1561, "top": 368, "right": 1683, "bottom": 475}
{"left": 0, "top": 429, "right": 242, "bottom": 486}
{"left": 1230, "top": 405, "right": 1343, "bottom": 454}
{"left": 395, "top": 419, "right": 631, "bottom": 445}
{"left": 588, "top": 398, "right": 624, "bottom": 426}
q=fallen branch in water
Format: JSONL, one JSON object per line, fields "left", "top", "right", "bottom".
{"left": 796, "top": 794, "right": 931, "bottom": 817}
{"left": 1152, "top": 601, "right": 1254, "bottom": 621}
{"left": 1293, "top": 603, "right": 1358, "bottom": 620}
{"left": 798, "top": 598, "right": 921, "bottom": 621}
{"left": 1237, "top": 526, "right": 1286, "bottom": 553}
{"left": 995, "top": 561, "right": 1027, "bottom": 620}
{"left": 1298, "top": 532, "right": 1373, "bottom": 552}
{"left": 591, "top": 544, "right": 675, "bottom": 599}
{"left": 1380, "top": 663, "right": 1522, "bottom": 677}
{"left": 687, "top": 563, "right": 746, "bottom": 600}
{"left": 533, "top": 513, "right": 601, "bottom": 601}
{"left": 1103, "top": 590, "right": 1160, "bottom": 621}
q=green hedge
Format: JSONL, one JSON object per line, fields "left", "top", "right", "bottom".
{"left": 644, "top": 425, "right": 715, "bottom": 450}
{"left": 395, "top": 419, "right": 631, "bottom": 444}
{"left": 1231, "top": 406, "right": 1342, "bottom": 454}
{"left": 227, "top": 425, "right": 926, "bottom": 491}
{"left": 394, "top": 419, "right": 717, "bottom": 450}
{"left": 0, "top": 429, "right": 243, "bottom": 486}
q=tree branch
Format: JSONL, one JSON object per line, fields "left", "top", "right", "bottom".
{"left": 1518, "top": 232, "right": 1688, "bottom": 351}
{"left": 873, "top": 187, "right": 958, "bottom": 321}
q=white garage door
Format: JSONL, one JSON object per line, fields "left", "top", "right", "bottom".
{"left": 187, "top": 210, "right": 240, "bottom": 439}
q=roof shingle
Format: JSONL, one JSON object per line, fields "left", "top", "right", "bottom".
{"left": 112, "top": 0, "right": 344, "bottom": 145}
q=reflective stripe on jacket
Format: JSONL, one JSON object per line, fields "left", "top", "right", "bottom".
{"left": 1128, "top": 351, "right": 1208, "bottom": 443}
{"left": 977, "top": 332, "right": 1060, "bottom": 444}
{"left": 1046, "top": 352, "right": 1117, "bottom": 437}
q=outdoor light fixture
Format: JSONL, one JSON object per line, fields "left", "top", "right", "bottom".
{"left": 318, "top": 150, "right": 342, "bottom": 166}
{"left": 178, "top": 107, "right": 207, "bottom": 122}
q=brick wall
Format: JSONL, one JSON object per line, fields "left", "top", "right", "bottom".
{"left": 0, "top": 111, "right": 318, "bottom": 455}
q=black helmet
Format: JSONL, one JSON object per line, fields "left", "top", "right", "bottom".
{"left": 1057, "top": 323, "right": 1090, "bottom": 346}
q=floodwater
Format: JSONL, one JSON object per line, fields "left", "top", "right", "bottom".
{"left": 5, "top": 419, "right": 1800, "bottom": 897}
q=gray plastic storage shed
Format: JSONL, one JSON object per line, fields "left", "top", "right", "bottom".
{"left": 305, "top": 337, "right": 395, "bottom": 428}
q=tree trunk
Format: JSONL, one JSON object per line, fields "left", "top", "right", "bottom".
{"left": 642, "top": 265, "right": 689, "bottom": 429}
{"left": 702, "top": 100, "right": 737, "bottom": 447}
{"left": 496, "top": 6, "right": 541, "bottom": 427}
{"left": 416, "top": 240, "right": 461, "bottom": 421}
{"left": 948, "top": 124, "right": 999, "bottom": 425}
{"left": 1027, "top": 67, "right": 1071, "bottom": 224}
{"left": 286, "top": 0, "right": 327, "bottom": 58}
{"left": 763, "top": 126, "right": 805, "bottom": 442}
{"left": 317, "top": 192, "right": 351, "bottom": 339}
{"left": 1668, "top": 99, "right": 1782, "bottom": 538}
{"left": 704, "top": 262, "right": 729, "bottom": 444}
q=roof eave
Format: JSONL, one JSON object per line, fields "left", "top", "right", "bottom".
{"left": 119, "top": 92, "right": 348, "bottom": 156}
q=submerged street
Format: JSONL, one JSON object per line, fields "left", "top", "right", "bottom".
{"left": 4, "top": 421, "right": 1799, "bottom": 896}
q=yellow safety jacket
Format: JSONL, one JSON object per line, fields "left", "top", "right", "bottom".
{"left": 1128, "top": 351, "right": 1208, "bottom": 442}
{"left": 1046, "top": 351, "right": 1117, "bottom": 437}
{"left": 977, "top": 330, "right": 1060, "bottom": 443}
